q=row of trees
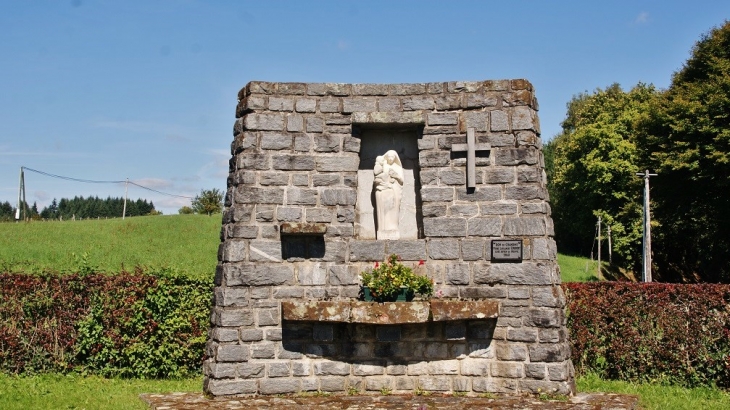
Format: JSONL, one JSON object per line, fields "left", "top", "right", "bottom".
{"left": 1, "top": 188, "right": 224, "bottom": 221}
{"left": 43, "top": 196, "right": 158, "bottom": 219}
{"left": 547, "top": 22, "right": 730, "bottom": 282}
{"left": 0, "top": 196, "right": 158, "bottom": 221}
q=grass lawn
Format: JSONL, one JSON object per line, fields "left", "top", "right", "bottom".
{"left": 558, "top": 253, "right": 600, "bottom": 282}
{"left": 578, "top": 373, "right": 730, "bottom": 410}
{"left": 0, "top": 215, "right": 220, "bottom": 279}
{"left": 1, "top": 373, "right": 728, "bottom": 409}
{"left": 0, "top": 374, "right": 201, "bottom": 410}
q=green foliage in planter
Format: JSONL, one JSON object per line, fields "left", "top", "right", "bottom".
{"left": 360, "top": 254, "right": 433, "bottom": 302}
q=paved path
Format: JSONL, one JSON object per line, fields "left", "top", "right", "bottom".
{"left": 140, "top": 392, "right": 638, "bottom": 409}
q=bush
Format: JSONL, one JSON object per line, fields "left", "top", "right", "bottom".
{"left": 4, "top": 269, "right": 730, "bottom": 389}
{"left": 0, "top": 270, "right": 211, "bottom": 378}
{"left": 564, "top": 282, "right": 730, "bottom": 388}
{"left": 178, "top": 206, "right": 194, "bottom": 215}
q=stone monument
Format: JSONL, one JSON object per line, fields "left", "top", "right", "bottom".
{"left": 204, "top": 80, "right": 575, "bottom": 397}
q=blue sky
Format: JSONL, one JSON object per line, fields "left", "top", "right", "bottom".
{"left": 1, "top": 1, "right": 728, "bottom": 215}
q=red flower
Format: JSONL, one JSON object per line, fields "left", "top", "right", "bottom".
{"left": 418, "top": 260, "right": 424, "bottom": 266}
{"left": 374, "top": 262, "right": 379, "bottom": 268}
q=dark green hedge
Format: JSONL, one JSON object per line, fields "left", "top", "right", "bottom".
{"left": 0, "top": 270, "right": 211, "bottom": 378}
{"left": 564, "top": 282, "right": 730, "bottom": 388}
{"left": 3, "top": 272, "right": 729, "bottom": 388}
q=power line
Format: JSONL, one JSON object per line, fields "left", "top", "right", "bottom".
{"left": 22, "top": 166, "right": 125, "bottom": 184}
{"left": 21, "top": 166, "right": 194, "bottom": 199}
{"left": 127, "top": 181, "right": 193, "bottom": 199}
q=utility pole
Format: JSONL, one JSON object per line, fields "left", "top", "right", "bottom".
{"left": 597, "top": 216, "right": 603, "bottom": 280}
{"left": 636, "top": 170, "right": 657, "bottom": 282}
{"left": 122, "top": 178, "right": 129, "bottom": 220}
{"left": 16, "top": 167, "right": 23, "bottom": 222}
{"left": 607, "top": 225, "right": 612, "bottom": 264}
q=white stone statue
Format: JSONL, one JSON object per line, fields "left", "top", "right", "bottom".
{"left": 373, "top": 150, "right": 404, "bottom": 240}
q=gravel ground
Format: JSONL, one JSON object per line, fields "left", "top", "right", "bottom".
{"left": 140, "top": 392, "right": 638, "bottom": 410}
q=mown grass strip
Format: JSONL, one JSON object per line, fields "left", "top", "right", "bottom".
{"left": 1, "top": 373, "right": 729, "bottom": 409}
{"left": 578, "top": 372, "right": 730, "bottom": 410}
{"left": 0, "top": 373, "right": 201, "bottom": 410}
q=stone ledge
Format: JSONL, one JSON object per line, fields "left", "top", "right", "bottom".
{"left": 280, "top": 222, "right": 327, "bottom": 235}
{"left": 281, "top": 300, "right": 499, "bottom": 324}
{"left": 430, "top": 300, "right": 500, "bottom": 321}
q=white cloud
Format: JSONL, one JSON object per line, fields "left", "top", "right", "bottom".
{"left": 0, "top": 151, "right": 87, "bottom": 157}
{"left": 130, "top": 178, "right": 173, "bottom": 189}
{"left": 208, "top": 149, "right": 230, "bottom": 157}
{"left": 178, "top": 183, "right": 203, "bottom": 193}
{"left": 165, "top": 134, "right": 191, "bottom": 142}
{"left": 197, "top": 149, "right": 231, "bottom": 180}
{"left": 90, "top": 118, "right": 189, "bottom": 138}
{"left": 634, "top": 12, "right": 649, "bottom": 24}
{"left": 156, "top": 196, "right": 192, "bottom": 210}
{"left": 337, "top": 39, "right": 350, "bottom": 51}
{"left": 33, "top": 190, "right": 50, "bottom": 201}
{"left": 172, "top": 175, "right": 202, "bottom": 183}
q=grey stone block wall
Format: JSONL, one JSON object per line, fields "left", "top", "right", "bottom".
{"left": 205, "top": 80, "right": 575, "bottom": 397}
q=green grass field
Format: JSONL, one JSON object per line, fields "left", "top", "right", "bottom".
{"left": 0, "top": 215, "right": 601, "bottom": 282}
{"left": 0, "top": 215, "right": 220, "bottom": 279}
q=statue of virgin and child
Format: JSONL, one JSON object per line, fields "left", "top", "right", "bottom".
{"left": 373, "top": 150, "right": 404, "bottom": 240}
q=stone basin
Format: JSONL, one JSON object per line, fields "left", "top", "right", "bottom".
{"left": 281, "top": 299, "right": 499, "bottom": 324}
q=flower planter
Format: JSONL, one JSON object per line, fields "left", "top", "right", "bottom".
{"left": 362, "top": 286, "right": 414, "bottom": 302}
{"left": 281, "top": 299, "right": 500, "bottom": 324}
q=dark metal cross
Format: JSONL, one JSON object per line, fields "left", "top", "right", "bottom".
{"left": 451, "top": 127, "right": 491, "bottom": 188}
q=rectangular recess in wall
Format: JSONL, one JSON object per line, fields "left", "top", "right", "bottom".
{"left": 281, "top": 235, "right": 325, "bottom": 259}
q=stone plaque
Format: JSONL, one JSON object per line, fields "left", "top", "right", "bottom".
{"left": 491, "top": 240, "right": 523, "bottom": 262}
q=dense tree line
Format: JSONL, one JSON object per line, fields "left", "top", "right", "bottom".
{"left": 40, "top": 196, "right": 157, "bottom": 220}
{"left": 547, "top": 22, "right": 730, "bottom": 282}
{"left": 0, "top": 201, "right": 41, "bottom": 221}
{"left": 0, "top": 196, "right": 158, "bottom": 221}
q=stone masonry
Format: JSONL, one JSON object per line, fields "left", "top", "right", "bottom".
{"left": 204, "top": 80, "right": 575, "bottom": 396}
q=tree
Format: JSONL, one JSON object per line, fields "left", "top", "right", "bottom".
{"left": 549, "top": 21, "right": 730, "bottom": 282}
{"left": 41, "top": 198, "right": 59, "bottom": 220}
{"left": 178, "top": 206, "right": 194, "bottom": 215}
{"left": 0, "top": 201, "right": 14, "bottom": 222}
{"left": 30, "top": 202, "right": 41, "bottom": 220}
{"left": 637, "top": 21, "right": 730, "bottom": 282}
{"left": 548, "top": 83, "right": 660, "bottom": 272}
{"left": 191, "top": 189, "right": 223, "bottom": 216}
